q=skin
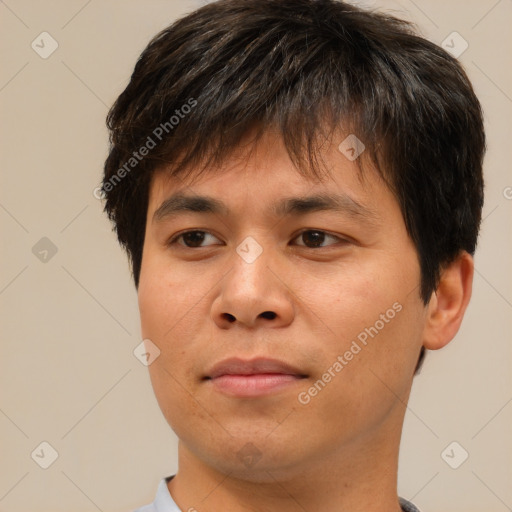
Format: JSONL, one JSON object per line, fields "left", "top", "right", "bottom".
{"left": 137, "top": 127, "right": 474, "bottom": 512}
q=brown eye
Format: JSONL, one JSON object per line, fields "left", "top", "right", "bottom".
{"left": 293, "top": 230, "right": 342, "bottom": 248}
{"left": 181, "top": 231, "right": 206, "bottom": 247}
{"left": 170, "top": 230, "right": 221, "bottom": 248}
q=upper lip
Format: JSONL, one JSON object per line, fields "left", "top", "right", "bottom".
{"left": 206, "top": 357, "right": 307, "bottom": 379}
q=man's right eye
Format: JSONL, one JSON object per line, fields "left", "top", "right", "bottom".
{"left": 168, "top": 230, "right": 222, "bottom": 248}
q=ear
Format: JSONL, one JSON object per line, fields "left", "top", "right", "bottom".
{"left": 422, "top": 251, "right": 474, "bottom": 350}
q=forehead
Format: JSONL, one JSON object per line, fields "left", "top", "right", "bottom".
{"left": 145, "top": 127, "right": 399, "bottom": 233}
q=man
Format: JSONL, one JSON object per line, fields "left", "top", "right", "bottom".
{"left": 101, "top": 0, "right": 485, "bottom": 510}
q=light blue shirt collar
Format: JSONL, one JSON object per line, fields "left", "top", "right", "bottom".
{"left": 133, "top": 477, "right": 181, "bottom": 512}
{"left": 134, "top": 477, "right": 422, "bottom": 512}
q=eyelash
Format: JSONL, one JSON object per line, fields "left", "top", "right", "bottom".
{"left": 167, "top": 229, "right": 349, "bottom": 249}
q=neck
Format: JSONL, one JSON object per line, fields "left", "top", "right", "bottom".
{"left": 168, "top": 418, "right": 405, "bottom": 512}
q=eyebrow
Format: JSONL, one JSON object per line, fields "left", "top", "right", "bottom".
{"left": 152, "top": 192, "right": 380, "bottom": 224}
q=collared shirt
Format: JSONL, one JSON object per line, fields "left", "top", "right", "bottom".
{"left": 134, "top": 476, "right": 422, "bottom": 512}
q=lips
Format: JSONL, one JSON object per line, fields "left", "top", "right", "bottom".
{"left": 206, "top": 357, "right": 307, "bottom": 379}
{"left": 205, "top": 357, "right": 308, "bottom": 397}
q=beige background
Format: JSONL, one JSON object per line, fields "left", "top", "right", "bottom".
{"left": 1, "top": 0, "right": 511, "bottom": 511}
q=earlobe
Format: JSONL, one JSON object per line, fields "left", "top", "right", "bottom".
{"left": 422, "top": 251, "right": 474, "bottom": 350}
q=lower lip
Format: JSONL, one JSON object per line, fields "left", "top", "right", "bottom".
{"left": 209, "top": 374, "right": 304, "bottom": 397}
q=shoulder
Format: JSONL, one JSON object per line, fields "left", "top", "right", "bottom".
{"left": 399, "top": 497, "right": 422, "bottom": 512}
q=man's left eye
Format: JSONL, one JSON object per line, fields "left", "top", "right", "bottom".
{"left": 291, "top": 230, "right": 344, "bottom": 248}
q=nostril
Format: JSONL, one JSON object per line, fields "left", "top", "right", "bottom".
{"left": 260, "top": 311, "right": 276, "bottom": 320}
{"left": 222, "top": 313, "right": 236, "bottom": 322}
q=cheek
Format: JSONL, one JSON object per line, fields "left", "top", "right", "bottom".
{"left": 297, "top": 299, "right": 425, "bottom": 449}
{"left": 297, "top": 252, "right": 424, "bottom": 396}
{"left": 138, "top": 257, "right": 210, "bottom": 431}
{"left": 296, "top": 259, "right": 401, "bottom": 338}
{"left": 138, "top": 250, "right": 209, "bottom": 341}
{"left": 137, "top": 249, "right": 225, "bottom": 385}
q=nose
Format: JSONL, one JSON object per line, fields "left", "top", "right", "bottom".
{"left": 210, "top": 242, "right": 295, "bottom": 330}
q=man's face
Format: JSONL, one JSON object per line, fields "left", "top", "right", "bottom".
{"left": 138, "top": 129, "right": 428, "bottom": 480}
